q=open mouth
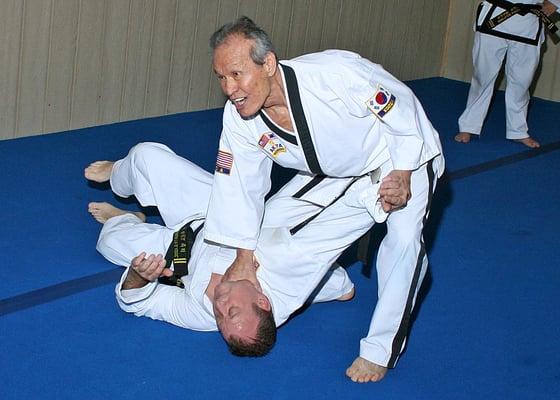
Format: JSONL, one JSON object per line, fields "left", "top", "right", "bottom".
{"left": 232, "top": 97, "right": 247, "bottom": 109}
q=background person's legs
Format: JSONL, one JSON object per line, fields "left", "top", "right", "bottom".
{"left": 457, "top": 33, "right": 508, "bottom": 140}
{"left": 504, "top": 40, "right": 541, "bottom": 144}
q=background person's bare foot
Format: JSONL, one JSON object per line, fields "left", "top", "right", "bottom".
{"left": 337, "top": 287, "right": 355, "bottom": 301}
{"left": 346, "top": 356, "right": 388, "bottom": 383}
{"left": 454, "top": 132, "right": 472, "bottom": 143}
{"left": 88, "top": 202, "right": 146, "bottom": 224}
{"left": 84, "top": 161, "right": 114, "bottom": 182}
{"left": 513, "top": 137, "right": 540, "bottom": 148}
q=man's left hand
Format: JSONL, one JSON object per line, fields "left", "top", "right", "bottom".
{"left": 542, "top": 0, "right": 558, "bottom": 16}
{"left": 378, "top": 170, "right": 412, "bottom": 212}
{"left": 222, "top": 248, "right": 261, "bottom": 289}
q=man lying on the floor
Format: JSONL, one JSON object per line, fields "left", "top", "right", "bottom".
{"left": 85, "top": 142, "right": 379, "bottom": 359}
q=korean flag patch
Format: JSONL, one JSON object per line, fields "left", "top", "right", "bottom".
{"left": 366, "top": 86, "right": 396, "bottom": 118}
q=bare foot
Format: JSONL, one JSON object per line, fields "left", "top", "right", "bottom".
{"left": 88, "top": 202, "right": 146, "bottom": 224}
{"left": 85, "top": 161, "right": 114, "bottom": 183}
{"left": 454, "top": 132, "right": 472, "bottom": 143}
{"left": 337, "top": 287, "right": 355, "bottom": 301}
{"left": 346, "top": 357, "right": 388, "bottom": 383}
{"left": 513, "top": 137, "right": 540, "bottom": 148}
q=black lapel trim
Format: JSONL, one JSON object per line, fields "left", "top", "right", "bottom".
{"left": 281, "top": 64, "right": 324, "bottom": 175}
{"left": 259, "top": 111, "right": 298, "bottom": 145}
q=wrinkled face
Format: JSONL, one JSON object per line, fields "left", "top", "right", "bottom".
{"left": 212, "top": 35, "right": 274, "bottom": 119}
{"left": 213, "top": 279, "right": 262, "bottom": 342}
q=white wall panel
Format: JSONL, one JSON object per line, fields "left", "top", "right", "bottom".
{"left": 43, "top": 0, "right": 79, "bottom": 134}
{"left": 3, "top": 0, "right": 452, "bottom": 140}
{"left": 98, "top": 0, "right": 129, "bottom": 124}
{"left": 0, "top": 0, "right": 24, "bottom": 140}
{"left": 120, "top": 0, "right": 155, "bottom": 121}
{"left": 71, "top": 0, "right": 105, "bottom": 129}
{"left": 145, "top": 0, "right": 176, "bottom": 118}
{"left": 17, "top": 0, "right": 52, "bottom": 137}
{"left": 166, "top": 0, "right": 198, "bottom": 114}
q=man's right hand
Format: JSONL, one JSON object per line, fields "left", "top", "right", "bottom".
{"left": 123, "top": 252, "right": 173, "bottom": 289}
{"left": 542, "top": 0, "right": 558, "bottom": 16}
{"left": 222, "top": 249, "right": 260, "bottom": 288}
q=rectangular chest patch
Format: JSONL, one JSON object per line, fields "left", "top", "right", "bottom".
{"left": 258, "top": 132, "right": 286, "bottom": 158}
{"left": 215, "top": 150, "right": 233, "bottom": 175}
{"left": 366, "top": 86, "right": 395, "bottom": 118}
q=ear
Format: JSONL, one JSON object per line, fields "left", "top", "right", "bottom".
{"left": 256, "top": 294, "right": 272, "bottom": 311}
{"left": 264, "top": 52, "right": 277, "bottom": 77}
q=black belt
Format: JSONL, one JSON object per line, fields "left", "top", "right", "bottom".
{"left": 289, "top": 175, "right": 362, "bottom": 235}
{"left": 158, "top": 220, "right": 204, "bottom": 288}
{"left": 485, "top": 0, "right": 558, "bottom": 35}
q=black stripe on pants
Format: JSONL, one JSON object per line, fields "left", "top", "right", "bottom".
{"left": 388, "top": 159, "right": 435, "bottom": 368}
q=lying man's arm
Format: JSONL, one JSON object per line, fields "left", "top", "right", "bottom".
{"left": 122, "top": 252, "right": 171, "bottom": 289}
{"left": 115, "top": 252, "right": 217, "bottom": 332}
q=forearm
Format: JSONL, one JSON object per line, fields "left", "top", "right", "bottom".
{"left": 236, "top": 248, "right": 255, "bottom": 264}
{"left": 122, "top": 267, "right": 150, "bottom": 290}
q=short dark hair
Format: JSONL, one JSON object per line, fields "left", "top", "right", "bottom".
{"left": 209, "top": 16, "right": 276, "bottom": 65}
{"left": 226, "top": 303, "right": 277, "bottom": 357}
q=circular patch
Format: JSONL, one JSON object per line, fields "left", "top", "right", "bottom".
{"left": 375, "top": 92, "right": 387, "bottom": 104}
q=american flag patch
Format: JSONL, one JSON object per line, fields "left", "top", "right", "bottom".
{"left": 216, "top": 150, "right": 233, "bottom": 175}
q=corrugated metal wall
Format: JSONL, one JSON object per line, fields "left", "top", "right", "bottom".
{"left": 1, "top": 0, "right": 450, "bottom": 140}
{"left": 442, "top": 0, "right": 560, "bottom": 102}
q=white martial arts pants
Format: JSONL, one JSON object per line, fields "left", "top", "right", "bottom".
{"left": 96, "top": 142, "right": 351, "bottom": 304}
{"left": 458, "top": 32, "right": 541, "bottom": 139}
{"left": 264, "top": 158, "right": 439, "bottom": 368}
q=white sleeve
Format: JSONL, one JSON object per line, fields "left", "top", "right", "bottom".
{"left": 204, "top": 104, "right": 273, "bottom": 250}
{"left": 334, "top": 61, "right": 429, "bottom": 171}
{"left": 114, "top": 268, "right": 216, "bottom": 331}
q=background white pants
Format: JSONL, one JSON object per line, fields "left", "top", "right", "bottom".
{"left": 458, "top": 32, "right": 541, "bottom": 139}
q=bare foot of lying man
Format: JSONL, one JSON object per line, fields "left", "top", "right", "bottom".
{"left": 84, "top": 161, "right": 114, "bottom": 182}
{"left": 88, "top": 202, "right": 146, "bottom": 224}
{"left": 346, "top": 356, "right": 388, "bottom": 383}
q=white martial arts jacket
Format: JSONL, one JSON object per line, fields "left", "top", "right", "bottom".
{"left": 476, "top": 0, "right": 560, "bottom": 45}
{"left": 205, "top": 50, "right": 444, "bottom": 250}
{"left": 115, "top": 218, "right": 355, "bottom": 330}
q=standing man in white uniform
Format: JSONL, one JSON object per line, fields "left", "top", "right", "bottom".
{"left": 456, "top": 0, "right": 559, "bottom": 148}
{"left": 204, "top": 17, "right": 445, "bottom": 382}
{"left": 85, "top": 142, "right": 359, "bottom": 356}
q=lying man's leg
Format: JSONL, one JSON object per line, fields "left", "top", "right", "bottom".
{"left": 85, "top": 142, "right": 213, "bottom": 230}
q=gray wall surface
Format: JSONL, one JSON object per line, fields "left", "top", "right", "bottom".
{"left": 1, "top": 0, "right": 451, "bottom": 140}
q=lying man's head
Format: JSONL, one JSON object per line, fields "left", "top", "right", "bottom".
{"left": 212, "top": 279, "right": 276, "bottom": 356}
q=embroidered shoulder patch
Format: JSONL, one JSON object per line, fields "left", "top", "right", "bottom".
{"left": 366, "top": 86, "right": 396, "bottom": 118}
{"left": 258, "top": 132, "right": 286, "bottom": 158}
{"left": 215, "top": 150, "right": 233, "bottom": 175}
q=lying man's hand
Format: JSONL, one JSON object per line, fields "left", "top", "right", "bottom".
{"left": 378, "top": 170, "right": 412, "bottom": 212}
{"left": 123, "top": 252, "right": 173, "bottom": 290}
{"left": 542, "top": 0, "right": 558, "bottom": 16}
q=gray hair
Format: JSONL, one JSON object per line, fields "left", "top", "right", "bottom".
{"left": 209, "top": 16, "right": 276, "bottom": 65}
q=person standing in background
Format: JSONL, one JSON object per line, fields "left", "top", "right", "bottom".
{"left": 456, "top": 0, "right": 559, "bottom": 148}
